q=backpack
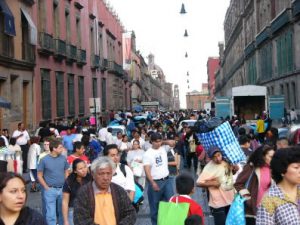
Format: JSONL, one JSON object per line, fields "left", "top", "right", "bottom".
{"left": 119, "top": 164, "right": 144, "bottom": 210}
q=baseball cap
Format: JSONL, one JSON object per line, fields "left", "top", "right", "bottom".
{"left": 207, "top": 146, "right": 221, "bottom": 158}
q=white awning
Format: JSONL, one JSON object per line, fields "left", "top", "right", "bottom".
{"left": 21, "top": 8, "right": 37, "bottom": 45}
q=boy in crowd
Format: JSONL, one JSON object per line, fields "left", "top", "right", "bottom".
{"left": 185, "top": 215, "right": 203, "bottom": 225}
{"left": 170, "top": 173, "right": 204, "bottom": 224}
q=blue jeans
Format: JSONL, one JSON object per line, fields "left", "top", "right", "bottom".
{"left": 147, "top": 178, "right": 174, "bottom": 225}
{"left": 68, "top": 208, "right": 74, "bottom": 225}
{"left": 43, "top": 187, "right": 63, "bottom": 225}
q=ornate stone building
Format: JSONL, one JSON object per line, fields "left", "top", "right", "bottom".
{"left": 216, "top": 0, "right": 300, "bottom": 113}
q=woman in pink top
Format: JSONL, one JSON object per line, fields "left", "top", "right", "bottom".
{"left": 234, "top": 145, "right": 275, "bottom": 225}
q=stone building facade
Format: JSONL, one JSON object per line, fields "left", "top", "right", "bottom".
{"left": 216, "top": 0, "right": 300, "bottom": 113}
{"left": 186, "top": 84, "right": 209, "bottom": 110}
{"left": 0, "top": 0, "right": 35, "bottom": 131}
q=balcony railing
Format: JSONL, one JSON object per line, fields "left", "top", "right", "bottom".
{"left": 293, "top": 0, "right": 300, "bottom": 17}
{"left": 107, "top": 60, "right": 124, "bottom": 76}
{"left": 76, "top": 49, "right": 86, "bottom": 66}
{"left": 100, "top": 58, "right": 108, "bottom": 71}
{"left": 38, "top": 32, "right": 53, "bottom": 55}
{"left": 271, "top": 9, "right": 291, "bottom": 34}
{"left": 91, "top": 54, "right": 100, "bottom": 68}
{"left": 66, "top": 44, "right": 77, "bottom": 63}
{"left": 22, "top": 43, "right": 35, "bottom": 62}
{"left": 53, "top": 39, "right": 66, "bottom": 59}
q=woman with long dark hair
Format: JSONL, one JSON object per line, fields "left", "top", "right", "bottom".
{"left": 234, "top": 145, "right": 275, "bottom": 225}
{"left": 0, "top": 172, "right": 46, "bottom": 224}
{"left": 62, "top": 159, "right": 92, "bottom": 225}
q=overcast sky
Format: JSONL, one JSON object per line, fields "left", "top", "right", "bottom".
{"left": 108, "top": 0, "right": 230, "bottom": 108}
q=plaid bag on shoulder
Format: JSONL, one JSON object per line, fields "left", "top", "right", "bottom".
{"left": 197, "top": 121, "right": 246, "bottom": 164}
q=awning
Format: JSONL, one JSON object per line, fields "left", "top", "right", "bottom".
{"left": 0, "top": 0, "right": 16, "bottom": 36}
{"left": 133, "top": 105, "right": 143, "bottom": 112}
{"left": 21, "top": 8, "right": 37, "bottom": 45}
{"left": 0, "top": 96, "right": 11, "bottom": 109}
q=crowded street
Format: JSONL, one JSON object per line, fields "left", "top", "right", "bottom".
{"left": 1, "top": 0, "right": 300, "bottom": 225}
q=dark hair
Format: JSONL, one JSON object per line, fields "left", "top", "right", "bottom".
{"left": 81, "top": 134, "right": 90, "bottom": 146}
{"left": 238, "top": 127, "right": 246, "bottom": 136}
{"left": 103, "top": 144, "right": 119, "bottom": 156}
{"left": 9, "top": 137, "right": 16, "bottom": 146}
{"left": 107, "top": 127, "right": 113, "bottom": 133}
{"left": 247, "top": 145, "right": 274, "bottom": 168}
{"left": 73, "top": 141, "right": 84, "bottom": 153}
{"left": 0, "top": 172, "right": 26, "bottom": 193}
{"left": 49, "top": 138, "right": 62, "bottom": 152}
{"left": 150, "top": 132, "right": 162, "bottom": 142}
{"left": 185, "top": 215, "right": 202, "bottom": 225}
{"left": 0, "top": 137, "right": 5, "bottom": 148}
{"left": 30, "top": 136, "right": 40, "bottom": 144}
{"left": 132, "top": 140, "right": 140, "bottom": 145}
{"left": 176, "top": 173, "right": 194, "bottom": 195}
{"left": 239, "top": 135, "right": 250, "bottom": 145}
{"left": 271, "top": 147, "right": 300, "bottom": 183}
{"left": 72, "top": 159, "right": 85, "bottom": 173}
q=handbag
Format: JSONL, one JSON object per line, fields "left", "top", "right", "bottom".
{"left": 225, "top": 194, "right": 246, "bottom": 225}
{"left": 197, "top": 121, "right": 246, "bottom": 164}
{"left": 158, "top": 197, "right": 190, "bottom": 225}
{"left": 188, "top": 136, "right": 196, "bottom": 153}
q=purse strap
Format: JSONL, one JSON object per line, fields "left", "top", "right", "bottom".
{"left": 245, "top": 169, "right": 255, "bottom": 189}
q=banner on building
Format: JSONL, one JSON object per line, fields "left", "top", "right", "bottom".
{"left": 122, "top": 32, "right": 132, "bottom": 70}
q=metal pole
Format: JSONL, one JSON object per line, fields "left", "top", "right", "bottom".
{"left": 94, "top": 98, "right": 97, "bottom": 130}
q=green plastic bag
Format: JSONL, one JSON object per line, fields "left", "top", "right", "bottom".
{"left": 157, "top": 200, "right": 190, "bottom": 225}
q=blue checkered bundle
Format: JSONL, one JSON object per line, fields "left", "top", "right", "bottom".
{"left": 197, "top": 121, "right": 246, "bottom": 164}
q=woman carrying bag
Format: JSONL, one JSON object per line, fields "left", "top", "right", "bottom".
{"left": 234, "top": 145, "right": 275, "bottom": 225}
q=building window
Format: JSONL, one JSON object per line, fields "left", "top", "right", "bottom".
{"left": 56, "top": 72, "right": 64, "bottom": 117}
{"left": 0, "top": 14, "right": 14, "bottom": 57}
{"left": 68, "top": 74, "right": 75, "bottom": 116}
{"left": 101, "top": 78, "right": 106, "bottom": 110}
{"left": 247, "top": 56, "right": 257, "bottom": 84}
{"left": 92, "top": 78, "right": 97, "bottom": 98}
{"left": 78, "top": 76, "right": 84, "bottom": 114}
{"left": 76, "top": 17, "right": 81, "bottom": 48}
{"left": 38, "top": 0, "right": 46, "bottom": 31}
{"left": 260, "top": 43, "right": 272, "bottom": 80}
{"left": 286, "top": 83, "right": 290, "bottom": 109}
{"left": 90, "top": 25, "right": 94, "bottom": 55}
{"left": 41, "top": 69, "right": 51, "bottom": 120}
{"left": 198, "top": 100, "right": 202, "bottom": 110}
{"left": 65, "top": 9, "right": 71, "bottom": 43}
{"left": 292, "top": 82, "right": 297, "bottom": 108}
{"left": 53, "top": 1, "right": 59, "bottom": 38}
{"left": 277, "top": 30, "right": 293, "bottom": 75}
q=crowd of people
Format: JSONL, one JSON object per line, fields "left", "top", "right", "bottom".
{"left": 0, "top": 109, "right": 299, "bottom": 225}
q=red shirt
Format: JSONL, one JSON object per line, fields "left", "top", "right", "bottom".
{"left": 170, "top": 195, "right": 205, "bottom": 224}
{"left": 67, "top": 154, "right": 90, "bottom": 165}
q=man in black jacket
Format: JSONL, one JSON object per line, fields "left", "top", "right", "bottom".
{"left": 74, "top": 156, "right": 136, "bottom": 225}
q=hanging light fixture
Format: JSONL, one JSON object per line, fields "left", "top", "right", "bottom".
{"left": 187, "top": 79, "right": 189, "bottom": 83}
{"left": 180, "top": 3, "right": 187, "bottom": 14}
{"left": 185, "top": 52, "right": 188, "bottom": 58}
{"left": 184, "top": 29, "right": 188, "bottom": 37}
{"left": 188, "top": 85, "right": 190, "bottom": 89}
{"left": 187, "top": 71, "right": 189, "bottom": 76}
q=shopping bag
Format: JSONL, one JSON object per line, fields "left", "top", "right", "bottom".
{"left": 131, "top": 161, "right": 143, "bottom": 177}
{"left": 197, "top": 121, "right": 246, "bottom": 164}
{"left": 225, "top": 194, "right": 246, "bottom": 225}
{"left": 157, "top": 200, "right": 190, "bottom": 225}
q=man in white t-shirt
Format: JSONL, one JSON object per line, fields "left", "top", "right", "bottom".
{"left": 103, "top": 144, "right": 135, "bottom": 202}
{"left": 143, "top": 132, "right": 174, "bottom": 225}
{"left": 12, "top": 122, "right": 30, "bottom": 173}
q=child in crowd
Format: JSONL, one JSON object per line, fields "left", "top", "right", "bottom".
{"left": 170, "top": 173, "right": 204, "bottom": 224}
{"left": 185, "top": 215, "right": 203, "bottom": 225}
